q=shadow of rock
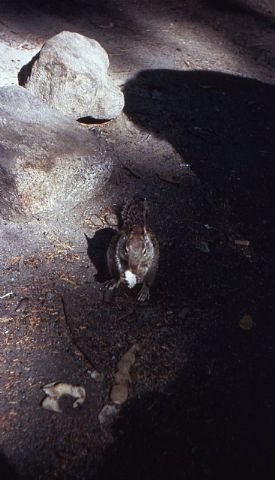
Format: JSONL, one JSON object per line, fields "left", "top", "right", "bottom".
{"left": 90, "top": 322, "right": 274, "bottom": 479}
{"left": 205, "top": 0, "right": 270, "bottom": 16}
{"left": 85, "top": 228, "right": 116, "bottom": 283}
{"left": 124, "top": 69, "right": 275, "bottom": 254}
{"left": 18, "top": 53, "right": 39, "bottom": 86}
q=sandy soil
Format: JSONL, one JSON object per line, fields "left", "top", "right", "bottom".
{"left": 0, "top": 1, "right": 274, "bottom": 479}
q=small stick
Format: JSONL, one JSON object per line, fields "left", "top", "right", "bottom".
{"left": 122, "top": 164, "right": 141, "bottom": 179}
{"left": 234, "top": 240, "right": 250, "bottom": 247}
{"left": 0, "top": 292, "right": 13, "bottom": 300}
{"left": 61, "top": 296, "right": 95, "bottom": 370}
{"left": 116, "top": 308, "right": 134, "bottom": 322}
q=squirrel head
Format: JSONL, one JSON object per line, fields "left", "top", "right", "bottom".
{"left": 120, "top": 226, "right": 154, "bottom": 275}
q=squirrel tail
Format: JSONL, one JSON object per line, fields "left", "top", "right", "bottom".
{"left": 121, "top": 196, "right": 149, "bottom": 228}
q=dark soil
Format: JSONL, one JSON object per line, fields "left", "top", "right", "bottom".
{"left": 0, "top": 1, "right": 274, "bottom": 479}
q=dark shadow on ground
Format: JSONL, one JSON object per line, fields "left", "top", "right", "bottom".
{"left": 2, "top": 0, "right": 274, "bottom": 21}
{"left": 83, "top": 68, "right": 275, "bottom": 480}
{"left": 92, "top": 342, "right": 274, "bottom": 480}
{"left": 0, "top": 452, "right": 20, "bottom": 480}
{"left": 124, "top": 69, "right": 275, "bottom": 253}
{"left": 205, "top": 0, "right": 257, "bottom": 14}
{"left": 204, "top": 0, "right": 274, "bottom": 20}
{"left": 1, "top": 1, "right": 274, "bottom": 66}
{"left": 85, "top": 228, "right": 116, "bottom": 283}
{"left": 119, "top": 69, "right": 275, "bottom": 324}
{"left": 0, "top": 0, "right": 126, "bottom": 19}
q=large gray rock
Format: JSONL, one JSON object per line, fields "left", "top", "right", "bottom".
{"left": 18, "top": 31, "right": 124, "bottom": 120}
{"left": 0, "top": 86, "right": 112, "bottom": 219}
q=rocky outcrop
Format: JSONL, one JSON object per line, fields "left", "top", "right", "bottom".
{"left": 0, "top": 86, "right": 112, "bottom": 219}
{"left": 18, "top": 31, "right": 124, "bottom": 120}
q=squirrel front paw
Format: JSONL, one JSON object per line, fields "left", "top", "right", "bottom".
{"left": 138, "top": 283, "right": 150, "bottom": 302}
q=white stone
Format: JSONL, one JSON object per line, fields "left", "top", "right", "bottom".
{"left": 0, "top": 86, "right": 112, "bottom": 219}
{"left": 18, "top": 31, "right": 124, "bottom": 120}
{"left": 98, "top": 404, "right": 119, "bottom": 425}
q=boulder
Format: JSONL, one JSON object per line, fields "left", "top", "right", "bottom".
{"left": 0, "top": 86, "right": 112, "bottom": 219}
{"left": 18, "top": 31, "right": 124, "bottom": 120}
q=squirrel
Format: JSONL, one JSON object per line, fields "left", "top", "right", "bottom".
{"left": 106, "top": 197, "right": 159, "bottom": 302}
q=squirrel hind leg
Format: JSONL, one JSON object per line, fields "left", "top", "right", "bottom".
{"left": 104, "top": 278, "right": 121, "bottom": 290}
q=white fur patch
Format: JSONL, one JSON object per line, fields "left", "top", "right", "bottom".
{"left": 125, "top": 270, "right": 137, "bottom": 288}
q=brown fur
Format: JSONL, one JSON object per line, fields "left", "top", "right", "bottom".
{"left": 106, "top": 199, "right": 159, "bottom": 301}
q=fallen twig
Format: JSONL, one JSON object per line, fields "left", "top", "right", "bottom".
{"left": 234, "top": 239, "right": 250, "bottom": 247}
{"left": 122, "top": 164, "right": 141, "bottom": 179}
{"left": 138, "top": 133, "right": 151, "bottom": 143}
{"left": 61, "top": 296, "right": 95, "bottom": 370}
{"left": 157, "top": 172, "right": 181, "bottom": 184}
{"left": 116, "top": 308, "right": 135, "bottom": 322}
{"left": 0, "top": 291, "right": 13, "bottom": 300}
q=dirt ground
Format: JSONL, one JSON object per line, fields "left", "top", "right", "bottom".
{"left": 0, "top": 1, "right": 275, "bottom": 479}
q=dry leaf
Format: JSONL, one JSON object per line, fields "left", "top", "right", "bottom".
{"left": 0, "top": 316, "right": 13, "bottom": 323}
{"left": 235, "top": 240, "right": 250, "bottom": 247}
{"left": 110, "top": 384, "right": 128, "bottom": 405}
{"left": 158, "top": 173, "right": 181, "bottom": 184}
{"left": 41, "top": 382, "right": 86, "bottom": 413}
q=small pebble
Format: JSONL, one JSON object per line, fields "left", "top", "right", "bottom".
{"left": 15, "top": 297, "right": 29, "bottom": 313}
{"left": 105, "top": 212, "right": 118, "bottom": 226}
{"left": 196, "top": 241, "right": 210, "bottom": 253}
{"left": 240, "top": 314, "right": 253, "bottom": 330}
{"left": 98, "top": 404, "right": 119, "bottom": 426}
{"left": 87, "top": 370, "right": 104, "bottom": 382}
